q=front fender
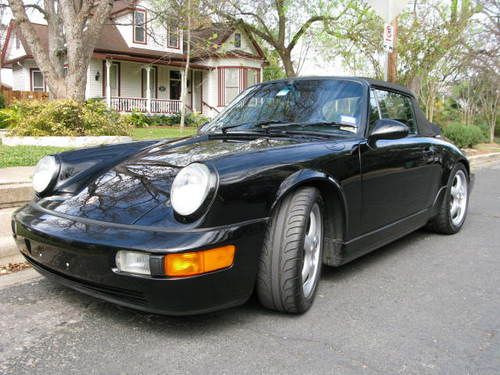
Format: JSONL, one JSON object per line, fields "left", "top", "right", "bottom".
{"left": 271, "top": 169, "right": 349, "bottom": 267}
{"left": 272, "top": 169, "right": 346, "bottom": 214}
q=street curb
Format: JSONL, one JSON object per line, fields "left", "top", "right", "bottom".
{"left": 0, "top": 183, "right": 33, "bottom": 209}
{"left": 467, "top": 152, "right": 500, "bottom": 161}
{"left": 468, "top": 152, "right": 500, "bottom": 169}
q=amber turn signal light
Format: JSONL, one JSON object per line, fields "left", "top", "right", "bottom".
{"left": 164, "top": 245, "right": 236, "bottom": 277}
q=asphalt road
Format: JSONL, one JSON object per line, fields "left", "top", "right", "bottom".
{"left": 1, "top": 161, "right": 499, "bottom": 375}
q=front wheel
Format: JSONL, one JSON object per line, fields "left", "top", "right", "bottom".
{"left": 428, "top": 164, "right": 469, "bottom": 234}
{"left": 256, "top": 187, "right": 324, "bottom": 314}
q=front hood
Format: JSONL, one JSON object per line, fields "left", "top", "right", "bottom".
{"left": 44, "top": 136, "right": 297, "bottom": 226}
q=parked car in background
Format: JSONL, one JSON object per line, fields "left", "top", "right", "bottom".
{"left": 12, "top": 77, "right": 471, "bottom": 315}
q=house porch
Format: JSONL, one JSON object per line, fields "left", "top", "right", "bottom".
{"left": 93, "top": 58, "right": 209, "bottom": 115}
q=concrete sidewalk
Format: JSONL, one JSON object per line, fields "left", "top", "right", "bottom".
{"left": 0, "top": 167, "right": 34, "bottom": 265}
{"left": 0, "top": 166, "right": 34, "bottom": 185}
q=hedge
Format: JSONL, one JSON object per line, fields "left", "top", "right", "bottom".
{"left": 442, "top": 124, "right": 485, "bottom": 148}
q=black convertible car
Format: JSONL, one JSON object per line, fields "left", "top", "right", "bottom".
{"left": 13, "top": 77, "right": 471, "bottom": 315}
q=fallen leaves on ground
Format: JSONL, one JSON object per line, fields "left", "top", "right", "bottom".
{"left": 0, "top": 262, "right": 31, "bottom": 275}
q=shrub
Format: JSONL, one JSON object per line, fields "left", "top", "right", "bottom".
{"left": 125, "top": 110, "right": 151, "bottom": 128}
{"left": 442, "top": 124, "right": 486, "bottom": 148}
{"left": 8, "top": 99, "right": 131, "bottom": 136}
{"left": 0, "top": 107, "right": 20, "bottom": 129}
{"left": 123, "top": 111, "right": 210, "bottom": 128}
{"left": 185, "top": 112, "right": 210, "bottom": 127}
{"left": 476, "top": 123, "right": 492, "bottom": 141}
{"left": 0, "top": 93, "right": 5, "bottom": 109}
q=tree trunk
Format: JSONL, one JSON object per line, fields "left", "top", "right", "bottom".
{"left": 409, "top": 76, "right": 422, "bottom": 95}
{"left": 280, "top": 49, "right": 296, "bottom": 77}
{"left": 8, "top": 0, "right": 113, "bottom": 102}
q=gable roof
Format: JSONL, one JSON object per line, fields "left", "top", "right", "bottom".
{"left": 191, "top": 23, "right": 266, "bottom": 60}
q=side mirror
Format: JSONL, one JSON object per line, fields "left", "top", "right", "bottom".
{"left": 368, "top": 119, "right": 409, "bottom": 145}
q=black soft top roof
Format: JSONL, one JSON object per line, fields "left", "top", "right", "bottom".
{"left": 261, "top": 76, "right": 416, "bottom": 98}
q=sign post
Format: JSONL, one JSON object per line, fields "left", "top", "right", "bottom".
{"left": 366, "top": 0, "right": 409, "bottom": 82}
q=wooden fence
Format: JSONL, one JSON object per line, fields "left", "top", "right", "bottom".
{"left": 0, "top": 87, "right": 49, "bottom": 105}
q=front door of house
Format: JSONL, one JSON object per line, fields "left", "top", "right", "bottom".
{"left": 169, "top": 70, "right": 181, "bottom": 100}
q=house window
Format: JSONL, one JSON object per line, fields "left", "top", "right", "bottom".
{"left": 141, "top": 67, "right": 157, "bottom": 98}
{"left": 234, "top": 33, "right": 241, "bottom": 48}
{"left": 170, "top": 70, "right": 181, "bottom": 100}
{"left": 134, "top": 9, "right": 147, "bottom": 43}
{"left": 247, "top": 69, "right": 258, "bottom": 87}
{"left": 224, "top": 68, "right": 240, "bottom": 105}
{"left": 15, "top": 35, "right": 20, "bottom": 49}
{"left": 168, "top": 26, "right": 179, "bottom": 48}
{"left": 31, "top": 69, "right": 45, "bottom": 92}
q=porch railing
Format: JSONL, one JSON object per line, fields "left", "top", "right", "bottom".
{"left": 151, "top": 98, "right": 181, "bottom": 113}
{"left": 110, "top": 97, "right": 182, "bottom": 114}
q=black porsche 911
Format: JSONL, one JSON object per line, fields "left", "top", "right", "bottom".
{"left": 12, "top": 77, "right": 471, "bottom": 315}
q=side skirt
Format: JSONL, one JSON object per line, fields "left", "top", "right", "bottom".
{"left": 339, "top": 208, "right": 432, "bottom": 265}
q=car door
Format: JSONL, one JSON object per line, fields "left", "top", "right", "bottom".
{"left": 360, "top": 88, "right": 435, "bottom": 234}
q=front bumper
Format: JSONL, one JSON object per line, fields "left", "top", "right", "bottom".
{"left": 12, "top": 203, "right": 267, "bottom": 315}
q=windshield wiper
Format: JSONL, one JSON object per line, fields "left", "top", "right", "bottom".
{"left": 220, "top": 120, "right": 357, "bottom": 136}
{"left": 221, "top": 120, "right": 294, "bottom": 134}
{"left": 263, "top": 121, "right": 358, "bottom": 130}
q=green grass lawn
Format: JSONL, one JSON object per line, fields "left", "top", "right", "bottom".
{"left": 0, "top": 145, "right": 73, "bottom": 168}
{"left": 0, "top": 127, "right": 196, "bottom": 168}
{"left": 131, "top": 126, "right": 197, "bottom": 140}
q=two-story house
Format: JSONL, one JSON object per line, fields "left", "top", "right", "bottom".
{"left": 0, "top": 0, "right": 266, "bottom": 117}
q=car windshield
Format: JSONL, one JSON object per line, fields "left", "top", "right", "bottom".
{"left": 202, "top": 79, "right": 365, "bottom": 135}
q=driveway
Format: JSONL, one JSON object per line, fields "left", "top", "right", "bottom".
{"left": 1, "top": 161, "right": 499, "bottom": 375}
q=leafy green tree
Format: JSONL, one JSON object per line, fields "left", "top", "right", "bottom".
{"left": 214, "top": 0, "right": 361, "bottom": 77}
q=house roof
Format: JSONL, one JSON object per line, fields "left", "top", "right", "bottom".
{"left": 1, "top": 13, "right": 265, "bottom": 67}
{"left": 110, "top": 0, "right": 139, "bottom": 17}
{"left": 191, "top": 23, "right": 266, "bottom": 60}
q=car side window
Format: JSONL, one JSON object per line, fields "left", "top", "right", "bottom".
{"left": 373, "top": 89, "right": 417, "bottom": 134}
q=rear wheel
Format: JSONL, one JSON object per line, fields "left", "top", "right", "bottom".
{"left": 428, "top": 164, "right": 469, "bottom": 234}
{"left": 256, "top": 187, "right": 324, "bottom": 313}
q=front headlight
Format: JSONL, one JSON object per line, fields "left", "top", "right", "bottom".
{"left": 32, "top": 155, "right": 60, "bottom": 194}
{"left": 171, "top": 163, "right": 215, "bottom": 216}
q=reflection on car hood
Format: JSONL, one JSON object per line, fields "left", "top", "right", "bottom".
{"left": 45, "top": 136, "right": 297, "bottom": 226}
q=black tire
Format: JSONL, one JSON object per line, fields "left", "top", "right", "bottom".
{"left": 428, "top": 163, "right": 469, "bottom": 234}
{"left": 256, "top": 187, "right": 324, "bottom": 313}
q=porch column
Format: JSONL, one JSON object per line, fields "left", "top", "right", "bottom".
{"left": 105, "top": 60, "right": 112, "bottom": 108}
{"left": 145, "top": 65, "right": 152, "bottom": 113}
